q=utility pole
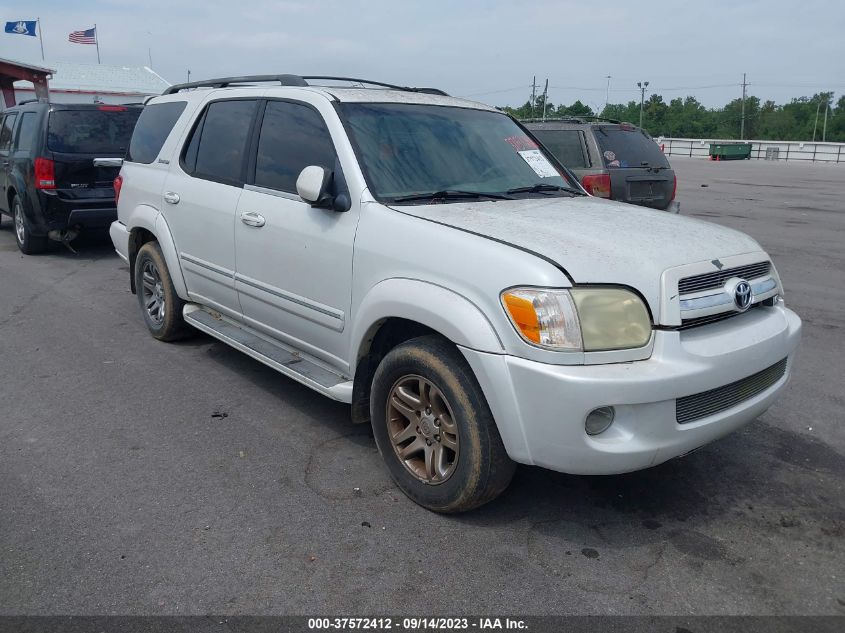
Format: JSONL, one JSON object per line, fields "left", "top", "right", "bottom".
{"left": 823, "top": 100, "right": 830, "bottom": 142}
{"left": 530, "top": 76, "right": 537, "bottom": 119}
{"left": 541, "top": 78, "right": 549, "bottom": 121}
{"left": 637, "top": 81, "right": 649, "bottom": 128}
{"left": 740, "top": 73, "right": 748, "bottom": 140}
{"left": 813, "top": 98, "right": 822, "bottom": 142}
{"left": 604, "top": 75, "right": 611, "bottom": 114}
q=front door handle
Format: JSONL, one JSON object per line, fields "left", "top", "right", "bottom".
{"left": 240, "top": 211, "right": 265, "bottom": 228}
{"left": 163, "top": 191, "right": 180, "bottom": 205}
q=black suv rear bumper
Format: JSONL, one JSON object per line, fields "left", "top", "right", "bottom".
{"left": 29, "top": 189, "right": 117, "bottom": 235}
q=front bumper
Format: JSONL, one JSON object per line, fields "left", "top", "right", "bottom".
{"left": 461, "top": 304, "right": 801, "bottom": 475}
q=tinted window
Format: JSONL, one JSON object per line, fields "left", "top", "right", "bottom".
{"left": 187, "top": 99, "right": 257, "bottom": 184}
{"left": 532, "top": 130, "right": 588, "bottom": 169}
{"left": 127, "top": 102, "right": 186, "bottom": 163}
{"left": 47, "top": 108, "right": 141, "bottom": 154}
{"left": 254, "top": 101, "right": 336, "bottom": 193}
{"left": 594, "top": 126, "right": 670, "bottom": 169}
{"left": 0, "top": 114, "right": 17, "bottom": 150}
{"left": 14, "top": 112, "right": 38, "bottom": 153}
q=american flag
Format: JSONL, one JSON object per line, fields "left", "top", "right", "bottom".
{"left": 68, "top": 27, "right": 97, "bottom": 44}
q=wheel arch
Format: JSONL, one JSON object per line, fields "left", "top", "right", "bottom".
{"left": 348, "top": 279, "right": 505, "bottom": 425}
{"left": 124, "top": 205, "right": 187, "bottom": 298}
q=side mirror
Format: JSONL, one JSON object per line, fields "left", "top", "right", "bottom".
{"left": 296, "top": 166, "right": 332, "bottom": 206}
{"left": 296, "top": 165, "right": 351, "bottom": 212}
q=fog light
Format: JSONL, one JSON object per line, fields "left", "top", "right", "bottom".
{"left": 585, "top": 406, "right": 615, "bottom": 436}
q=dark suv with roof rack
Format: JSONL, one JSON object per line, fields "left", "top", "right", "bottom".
{"left": 524, "top": 117, "right": 679, "bottom": 213}
{"left": 0, "top": 101, "right": 142, "bottom": 254}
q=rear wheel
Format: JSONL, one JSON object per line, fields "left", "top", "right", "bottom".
{"left": 12, "top": 195, "right": 48, "bottom": 255}
{"left": 134, "top": 241, "right": 190, "bottom": 341}
{"left": 370, "top": 335, "right": 515, "bottom": 513}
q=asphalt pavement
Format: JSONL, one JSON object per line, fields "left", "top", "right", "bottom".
{"left": 0, "top": 157, "right": 843, "bottom": 615}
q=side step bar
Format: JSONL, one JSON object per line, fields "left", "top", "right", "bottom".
{"left": 183, "top": 304, "right": 353, "bottom": 402}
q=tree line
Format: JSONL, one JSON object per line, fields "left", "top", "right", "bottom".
{"left": 500, "top": 93, "right": 844, "bottom": 142}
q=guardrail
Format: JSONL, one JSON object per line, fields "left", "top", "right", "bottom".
{"left": 655, "top": 137, "right": 845, "bottom": 164}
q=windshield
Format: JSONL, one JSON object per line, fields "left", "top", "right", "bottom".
{"left": 48, "top": 107, "right": 141, "bottom": 154}
{"left": 339, "top": 103, "right": 577, "bottom": 202}
{"left": 594, "top": 125, "right": 670, "bottom": 169}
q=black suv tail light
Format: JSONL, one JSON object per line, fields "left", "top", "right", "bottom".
{"left": 34, "top": 158, "right": 56, "bottom": 190}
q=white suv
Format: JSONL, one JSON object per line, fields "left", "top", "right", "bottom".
{"left": 110, "top": 75, "right": 801, "bottom": 512}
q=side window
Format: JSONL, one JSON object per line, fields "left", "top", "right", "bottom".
{"left": 127, "top": 101, "right": 187, "bottom": 164}
{"left": 14, "top": 112, "right": 38, "bottom": 152}
{"left": 254, "top": 101, "right": 336, "bottom": 193}
{"left": 531, "top": 129, "right": 588, "bottom": 169}
{"left": 182, "top": 99, "right": 257, "bottom": 185}
{"left": 0, "top": 113, "right": 17, "bottom": 151}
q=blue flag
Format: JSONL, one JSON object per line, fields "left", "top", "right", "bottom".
{"left": 5, "top": 20, "right": 37, "bottom": 36}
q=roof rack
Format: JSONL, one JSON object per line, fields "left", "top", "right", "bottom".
{"left": 162, "top": 74, "right": 448, "bottom": 96}
{"left": 520, "top": 115, "right": 623, "bottom": 125}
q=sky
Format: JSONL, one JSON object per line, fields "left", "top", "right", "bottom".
{"left": 2, "top": 0, "right": 843, "bottom": 109}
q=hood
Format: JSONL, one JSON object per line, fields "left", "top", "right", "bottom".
{"left": 391, "top": 196, "right": 763, "bottom": 319}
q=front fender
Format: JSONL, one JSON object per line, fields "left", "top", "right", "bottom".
{"left": 351, "top": 278, "right": 505, "bottom": 365}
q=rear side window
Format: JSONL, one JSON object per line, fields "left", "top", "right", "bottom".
{"left": 47, "top": 107, "right": 142, "bottom": 154}
{"left": 182, "top": 99, "right": 257, "bottom": 185}
{"left": 0, "top": 113, "right": 17, "bottom": 150}
{"left": 594, "top": 126, "right": 670, "bottom": 169}
{"left": 254, "top": 101, "right": 336, "bottom": 193}
{"left": 532, "top": 129, "right": 588, "bottom": 169}
{"left": 127, "top": 102, "right": 186, "bottom": 164}
{"left": 14, "top": 112, "right": 38, "bottom": 152}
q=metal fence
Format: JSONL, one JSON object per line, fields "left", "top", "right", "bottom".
{"left": 655, "top": 137, "right": 845, "bottom": 164}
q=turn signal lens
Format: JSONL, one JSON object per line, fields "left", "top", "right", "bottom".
{"left": 501, "top": 288, "right": 582, "bottom": 350}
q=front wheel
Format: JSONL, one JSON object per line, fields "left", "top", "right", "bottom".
{"left": 134, "top": 241, "right": 190, "bottom": 341}
{"left": 370, "top": 335, "right": 515, "bottom": 513}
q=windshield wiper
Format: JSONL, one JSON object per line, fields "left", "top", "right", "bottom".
{"left": 506, "top": 183, "right": 585, "bottom": 196}
{"left": 391, "top": 190, "right": 513, "bottom": 203}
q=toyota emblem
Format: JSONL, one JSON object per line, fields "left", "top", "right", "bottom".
{"left": 733, "top": 280, "right": 753, "bottom": 311}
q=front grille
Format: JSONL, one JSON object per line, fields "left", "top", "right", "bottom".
{"left": 679, "top": 302, "right": 764, "bottom": 330}
{"left": 676, "top": 358, "right": 788, "bottom": 424}
{"left": 678, "top": 261, "right": 771, "bottom": 295}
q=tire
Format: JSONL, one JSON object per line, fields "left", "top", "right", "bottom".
{"left": 12, "top": 195, "right": 48, "bottom": 255}
{"left": 134, "top": 241, "right": 190, "bottom": 341}
{"left": 370, "top": 335, "right": 515, "bottom": 513}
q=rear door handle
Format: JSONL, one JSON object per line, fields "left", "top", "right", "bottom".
{"left": 240, "top": 211, "right": 265, "bottom": 228}
{"left": 163, "top": 191, "right": 180, "bottom": 205}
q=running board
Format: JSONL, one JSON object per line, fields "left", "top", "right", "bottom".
{"left": 183, "top": 304, "right": 353, "bottom": 402}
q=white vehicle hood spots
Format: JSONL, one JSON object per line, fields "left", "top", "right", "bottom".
{"left": 391, "top": 196, "right": 763, "bottom": 322}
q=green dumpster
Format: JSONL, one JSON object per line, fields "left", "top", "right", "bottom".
{"left": 709, "top": 142, "right": 752, "bottom": 160}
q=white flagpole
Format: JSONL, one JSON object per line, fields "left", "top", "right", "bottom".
{"left": 94, "top": 23, "right": 101, "bottom": 63}
{"left": 37, "top": 17, "right": 45, "bottom": 60}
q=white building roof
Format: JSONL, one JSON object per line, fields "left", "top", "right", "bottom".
{"left": 15, "top": 61, "right": 170, "bottom": 95}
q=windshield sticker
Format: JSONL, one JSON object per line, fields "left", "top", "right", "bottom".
{"left": 505, "top": 135, "right": 538, "bottom": 151}
{"left": 603, "top": 150, "right": 616, "bottom": 161}
{"left": 518, "top": 149, "right": 559, "bottom": 178}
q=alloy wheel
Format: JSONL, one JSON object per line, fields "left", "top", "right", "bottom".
{"left": 14, "top": 202, "right": 25, "bottom": 245}
{"left": 141, "top": 260, "right": 166, "bottom": 325}
{"left": 386, "top": 375, "right": 460, "bottom": 484}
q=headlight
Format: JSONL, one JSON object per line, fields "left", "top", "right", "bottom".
{"left": 501, "top": 287, "right": 651, "bottom": 351}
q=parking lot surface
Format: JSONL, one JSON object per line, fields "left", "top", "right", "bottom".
{"left": 1, "top": 158, "right": 843, "bottom": 615}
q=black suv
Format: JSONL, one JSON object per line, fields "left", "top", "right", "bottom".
{"left": 0, "top": 101, "right": 142, "bottom": 253}
{"left": 524, "top": 118, "right": 679, "bottom": 212}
